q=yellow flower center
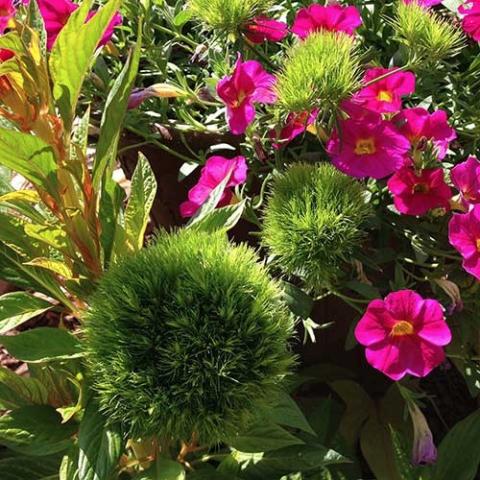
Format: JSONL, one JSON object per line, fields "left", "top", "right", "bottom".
{"left": 232, "top": 90, "right": 247, "bottom": 108}
{"left": 354, "top": 137, "right": 376, "bottom": 155}
{"left": 377, "top": 90, "right": 393, "bottom": 102}
{"left": 476, "top": 239, "right": 480, "bottom": 253}
{"left": 391, "top": 320, "right": 414, "bottom": 337}
{"left": 412, "top": 183, "right": 429, "bottom": 194}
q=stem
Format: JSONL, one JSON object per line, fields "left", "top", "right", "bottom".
{"left": 243, "top": 38, "right": 276, "bottom": 69}
{"left": 126, "top": 125, "right": 196, "bottom": 163}
{"left": 359, "top": 64, "right": 413, "bottom": 90}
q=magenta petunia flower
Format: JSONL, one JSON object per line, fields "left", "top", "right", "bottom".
{"left": 387, "top": 166, "right": 452, "bottom": 216}
{"left": 459, "top": 1, "right": 480, "bottom": 42}
{"left": 327, "top": 113, "right": 410, "bottom": 179}
{"left": 352, "top": 67, "right": 416, "bottom": 114}
{"left": 217, "top": 57, "right": 277, "bottom": 135}
{"left": 403, "top": 0, "right": 442, "bottom": 7}
{"left": 38, "top": 0, "right": 122, "bottom": 50}
{"left": 291, "top": 3, "right": 362, "bottom": 40}
{"left": 393, "top": 108, "right": 456, "bottom": 160}
{"left": 355, "top": 290, "right": 451, "bottom": 381}
{"left": 270, "top": 109, "right": 318, "bottom": 149}
{"left": 180, "top": 155, "right": 248, "bottom": 218}
{"left": 451, "top": 156, "right": 480, "bottom": 206}
{"left": 0, "top": 0, "right": 15, "bottom": 33}
{"left": 449, "top": 204, "right": 480, "bottom": 279}
{"left": 243, "top": 16, "right": 288, "bottom": 43}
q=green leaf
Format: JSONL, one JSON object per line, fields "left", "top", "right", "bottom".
{"left": 27, "top": 0, "right": 47, "bottom": 53}
{"left": 264, "top": 390, "right": 316, "bottom": 436}
{"left": 77, "top": 401, "right": 123, "bottom": 480}
{"left": 0, "top": 405, "right": 76, "bottom": 455}
{"left": 190, "top": 200, "right": 246, "bottom": 233}
{"left": 0, "top": 242, "right": 75, "bottom": 310}
{"left": 0, "top": 454, "right": 62, "bottom": 480}
{"left": 187, "top": 166, "right": 236, "bottom": 227}
{"left": 233, "top": 444, "right": 348, "bottom": 478}
{"left": 228, "top": 421, "right": 304, "bottom": 453}
{"left": 0, "top": 366, "right": 48, "bottom": 409}
{"left": 0, "top": 292, "right": 54, "bottom": 334}
{"left": 60, "top": 447, "right": 79, "bottom": 480}
{"left": 344, "top": 280, "right": 381, "bottom": 300}
{"left": 93, "top": 26, "right": 143, "bottom": 187}
{"left": 432, "top": 409, "right": 480, "bottom": 480}
{"left": 0, "top": 128, "right": 58, "bottom": 195}
{"left": 281, "top": 282, "right": 313, "bottom": 319}
{"left": 119, "top": 153, "right": 157, "bottom": 254}
{"left": 50, "top": 0, "right": 122, "bottom": 129}
{"left": 133, "top": 457, "right": 185, "bottom": 480}
{"left": 24, "top": 224, "right": 68, "bottom": 251}
{"left": 0, "top": 327, "right": 83, "bottom": 363}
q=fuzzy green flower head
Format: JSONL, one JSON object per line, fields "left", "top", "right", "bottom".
{"left": 276, "top": 32, "right": 361, "bottom": 113}
{"left": 188, "top": 0, "right": 273, "bottom": 35}
{"left": 85, "top": 229, "right": 294, "bottom": 444}
{"left": 392, "top": 2, "right": 464, "bottom": 63}
{"left": 262, "top": 163, "right": 372, "bottom": 291}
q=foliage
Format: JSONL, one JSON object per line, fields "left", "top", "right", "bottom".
{"left": 262, "top": 163, "right": 372, "bottom": 290}
{"left": 276, "top": 32, "right": 360, "bottom": 113}
{"left": 85, "top": 228, "right": 295, "bottom": 444}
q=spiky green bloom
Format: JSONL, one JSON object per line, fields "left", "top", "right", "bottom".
{"left": 392, "top": 2, "right": 464, "bottom": 62}
{"left": 276, "top": 32, "right": 361, "bottom": 113}
{"left": 262, "top": 163, "right": 372, "bottom": 291}
{"left": 85, "top": 229, "right": 294, "bottom": 444}
{"left": 188, "top": 0, "right": 272, "bottom": 35}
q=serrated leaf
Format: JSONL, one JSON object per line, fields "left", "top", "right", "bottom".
{"left": 0, "top": 405, "right": 76, "bottom": 456}
{"left": 0, "top": 366, "right": 48, "bottom": 409}
{"left": 77, "top": 401, "right": 123, "bottom": 480}
{"left": 228, "top": 422, "right": 304, "bottom": 453}
{"left": 0, "top": 291, "right": 54, "bottom": 334}
{"left": 0, "top": 327, "right": 83, "bottom": 363}
{"left": 49, "top": 0, "right": 122, "bottom": 129}
{"left": 121, "top": 153, "right": 157, "bottom": 253}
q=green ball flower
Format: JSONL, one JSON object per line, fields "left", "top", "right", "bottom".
{"left": 262, "top": 163, "right": 372, "bottom": 290}
{"left": 188, "top": 0, "right": 273, "bottom": 35}
{"left": 276, "top": 32, "right": 361, "bottom": 113}
{"left": 85, "top": 229, "right": 294, "bottom": 444}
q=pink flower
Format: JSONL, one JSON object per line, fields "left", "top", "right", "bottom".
{"left": 387, "top": 166, "right": 452, "bottom": 216}
{"left": 0, "top": 49, "right": 13, "bottom": 62}
{"left": 180, "top": 155, "right": 248, "bottom": 218}
{"left": 403, "top": 0, "right": 442, "bottom": 6}
{"left": 217, "top": 57, "right": 276, "bottom": 135}
{"left": 355, "top": 290, "right": 451, "bottom": 381}
{"left": 451, "top": 156, "right": 480, "bottom": 206}
{"left": 352, "top": 67, "right": 416, "bottom": 114}
{"left": 327, "top": 113, "right": 410, "bottom": 179}
{"left": 38, "top": 0, "right": 122, "bottom": 50}
{"left": 393, "top": 108, "right": 456, "bottom": 160}
{"left": 291, "top": 3, "right": 362, "bottom": 39}
{"left": 270, "top": 110, "right": 318, "bottom": 149}
{"left": 459, "top": 1, "right": 480, "bottom": 42}
{"left": 0, "top": 0, "right": 15, "bottom": 33}
{"left": 243, "top": 16, "right": 288, "bottom": 43}
{"left": 449, "top": 204, "right": 480, "bottom": 279}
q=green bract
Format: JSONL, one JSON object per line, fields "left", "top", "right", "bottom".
{"left": 276, "top": 32, "right": 360, "bottom": 113}
{"left": 393, "top": 2, "right": 464, "bottom": 63}
{"left": 188, "top": 0, "right": 272, "bottom": 34}
{"left": 262, "top": 163, "right": 372, "bottom": 291}
{"left": 85, "top": 229, "right": 294, "bottom": 444}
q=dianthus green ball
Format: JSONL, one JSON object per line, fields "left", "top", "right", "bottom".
{"left": 188, "top": 0, "right": 272, "bottom": 35}
{"left": 262, "top": 163, "right": 372, "bottom": 290}
{"left": 85, "top": 229, "right": 294, "bottom": 444}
